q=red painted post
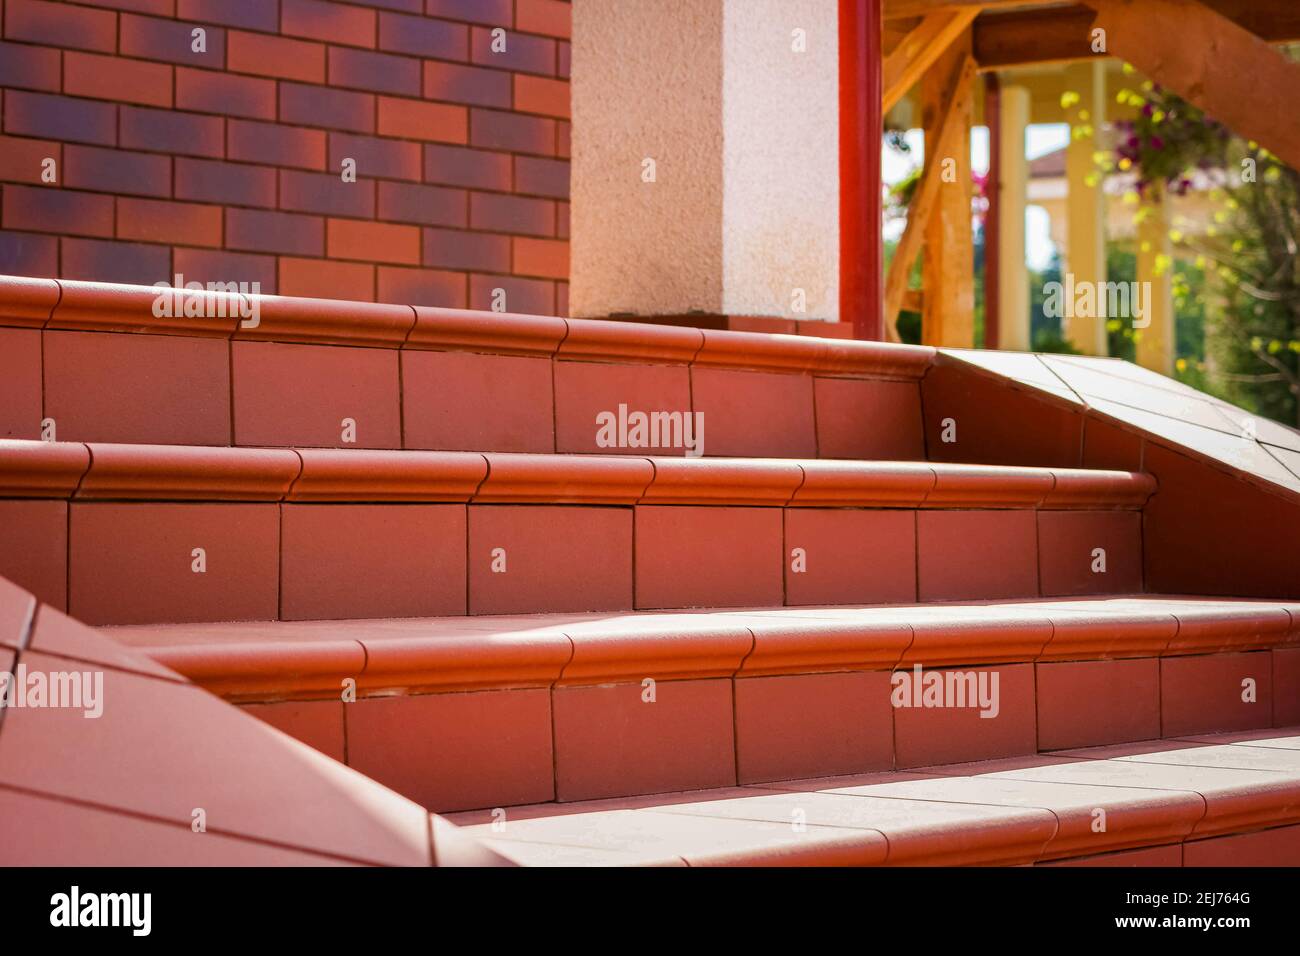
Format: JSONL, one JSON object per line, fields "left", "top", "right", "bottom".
{"left": 984, "top": 72, "right": 1001, "bottom": 351}
{"left": 839, "top": 0, "right": 884, "bottom": 341}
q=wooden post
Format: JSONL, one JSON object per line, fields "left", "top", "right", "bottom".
{"left": 1136, "top": 182, "right": 1175, "bottom": 375}
{"left": 1063, "top": 60, "right": 1108, "bottom": 355}
{"left": 840, "top": 0, "right": 884, "bottom": 340}
{"left": 996, "top": 84, "right": 1030, "bottom": 351}
{"left": 920, "top": 31, "right": 975, "bottom": 347}
{"left": 983, "top": 72, "right": 1001, "bottom": 351}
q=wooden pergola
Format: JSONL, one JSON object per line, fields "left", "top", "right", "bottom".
{"left": 843, "top": 0, "right": 1300, "bottom": 365}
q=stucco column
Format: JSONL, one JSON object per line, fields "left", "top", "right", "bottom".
{"left": 1064, "top": 60, "right": 1108, "bottom": 356}
{"left": 996, "top": 85, "right": 1030, "bottom": 351}
{"left": 570, "top": 0, "right": 841, "bottom": 323}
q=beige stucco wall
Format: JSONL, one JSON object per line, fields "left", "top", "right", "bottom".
{"left": 570, "top": 0, "right": 840, "bottom": 320}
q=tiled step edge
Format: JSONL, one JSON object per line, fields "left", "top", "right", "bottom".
{"left": 0, "top": 275, "right": 935, "bottom": 378}
{"left": 0, "top": 441, "right": 1158, "bottom": 509}
{"left": 121, "top": 599, "right": 1300, "bottom": 701}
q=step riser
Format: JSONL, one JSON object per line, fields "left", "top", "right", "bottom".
{"left": 243, "top": 649, "right": 1296, "bottom": 814}
{"left": 1, "top": 501, "right": 1144, "bottom": 624}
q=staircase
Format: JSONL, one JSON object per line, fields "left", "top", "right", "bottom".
{"left": 2, "top": 274, "right": 1300, "bottom": 866}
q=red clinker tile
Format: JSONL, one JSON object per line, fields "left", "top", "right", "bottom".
{"left": 467, "top": 504, "right": 632, "bottom": 614}
{"left": 512, "top": 236, "right": 568, "bottom": 279}
{"left": 3, "top": 90, "right": 117, "bottom": 145}
{"left": 69, "top": 502, "right": 280, "bottom": 625}
{"left": 376, "top": 96, "right": 467, "bottom": 143}
{"left": 735, "top": 671, "right": 894, "bottom": 783}
{"left": 1276, "top": 648, "right": 1300, "bottom": 726}
{"left": 43, "top": 330, "right": 231, "bottom": 445}
{"left": 470, "top": 25, "right": 555, "bottom": 76}
{"left": 0, "top": 500, "right": 67, "bottom": 610}
{"left": 1161, "top": 651, "right": 1273, "bottom": 736}
{"left": 784, "top": 508, "right": 918, "bottom": 605}
{"left": 402, "top": 350, "right": 553, "bottom": 452}
{"left": 226, "top": 208, "right": 325, "bottom": 257}
{"left": 242, "top": 700, "right": 346, "bottom": 762}
{"left": 228, "top": 29, "right": 326, "bottom": 83}
{"left": 117, "top": 197, "right": 223, "bottom": 248}
{"left": 424, "top": 143, "right": 511, "bottom": 190}
{"left": 228, "top": 119, "right": 326, "bottom": 171}
{"left": 280, "top": 257, "right": 376, "bottom": 302}
{"left": 916, "top": 510, "right": 1039, "bottom": 602}
{"left": 376, "top": 266, "right": 464, "bottom": 308}
{"left": 814, "top": 377, "right": 925, "bottom": 459}
{"left": 1036, "top": 658, "right": 1160, "bottom": 750}
{"left": 120, "top": 11, "right": 227, "bottom": 67}
{"left": 553, "top": 361, "right": 692, "bottom": 455}
{"left": 282, "top": 0, "right": 376, "bottom": 47}
{"left": 0, "top": 134, "right": 60, "bottom": 185}
{"left": 64, "top": 52, "right": 173, "bottom": 108}
{"left": 553, "top": 679, "right": 736, "bottom": 801}
{"left": 232, "top": 340, "right": 401, "bottom": 449}
{"left": 635, "top": 505, "right": 783, "bottom": 609}
{"left": 1083, "top": 415, "right": 1144, "bottom": 471}
{"left": 328, "top": 46, "right": 420, "bottom": 96}
{"left": 1184, "top": 824, "right": 1300, "bottom": 866}
{"left": 893, "top": 663, "right": 1037, "bottom": 768}
{"left": 281, "top": 504, "right": 467, "bottom": 620}
{"left": 423, "top": 60, "right": 510, "bottom": 108}
{"left": 176, "top": 66, "right": 276, "bottom": 120}
{"left": 515, "top": 0, "right": 571, "bottom": 39}
{"left": 0, "top": 326, "right": 42, "bottom": 439}
{"left": 2, "top": 185, "right": 114, "bottom": 238}
{"left": 513, "top": 74, "right": 568, "bottom": 118}
{"left": 347, "top": 688, "right": 555, "bottom": 811}
{"left": 1038, "top": 510, "right": 1143, "bottom": 597}
{"left": 1041, "top": 844, "right": 1182, "bottom": 867}
{"left": 690, "top": 367, "right": 818, "bottom": 457}
{"left": 379, "top": 11, "right": 466, "bottom": 60}
{"left": 327, "top": 219, "right": 421, "bottom": 266}
{"left": 279, "top": 82, "right": 375, "bottom": 134}
{"left": 5, "top": 0, "right": 116, "bottom": 52}
{"left": 471, "top": 108, "right": 555, "bottom": 154}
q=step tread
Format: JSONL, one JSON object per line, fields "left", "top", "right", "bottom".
{"left": 440, "top": 730, "right": 1300, "bottom": 866}
{"left": 107, "top": 595, "right": 1300, "bottom": 699}
{"left": 0, "top": 439, "right": 1156, "bottom": 508}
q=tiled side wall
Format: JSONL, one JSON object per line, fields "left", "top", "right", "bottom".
{"left": 0, "top": 0, "right": 571, "bottom": 314}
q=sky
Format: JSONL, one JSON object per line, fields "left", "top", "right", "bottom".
{"left": 883, "top": 122, "right": 1070, "bottom": 271}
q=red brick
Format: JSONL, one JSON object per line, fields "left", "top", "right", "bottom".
{"left": 423, "top": 60, "right": 510, "bottom": 108}
{"left": 0, "top": 500, "right": 67, "bottom": 610}
{"left": 467, "top": 505, "right": 632, "bottom": 614}
{"left": 426, "top": 0, "right": 510, "bottom": 27}
{"left": 5, "top": 0, "right": 117, "bottom": 53}
{"left": 470, "top": 25, "right": 555, "bottom": 76}
{"left": 231, "top": 340, "right": 401, "bottom": 448}
{"left": 424, "top": 143, "right": 511, "bottom": 189}
{"left": 635, "top": 506, "right": 783, "bottom": 609}
{"left": 916, "top": 510, "right": 1040, "bottom": 602}
{"left": 379, "top": 11, "right": 465, "bottom": 60}
{"left": 1160, "top": 651, "right": 1273, "bottom": 736}
{"left": 514, "top": 155, "right": 568, "bottom": 199}
{"left": 690, "top": 367, "right": 817, "bottom": 457}
{"left": 226, "top": 208, "right": 324, "bottom": 257}
{"left": 814, "top": 377, "right": 925, "bottom": 459}
{"left": 117, "top": 197, "right": 223, "bottom": 248}
{"left": 470, "top": 108, "right": 555, "bottom": 154}
{"left": 556, "top": 119, "right": 570, "bottom": 158}
{"left": 348, "top": 689, "right": 555, "bottom": 811}
{"left": 377, "top": 181, "right": 465, "bottom": 227}
{"left": 2, "top": 185, "right": 114, "bottom": 238}
{"left": 0, "top": 135, "right": 60, "bottom": 185}
{"left": 513, "top": 74, "right": 568, "bottom": 118}
{"left": 176, "top": 157, "right": 277, "bottom": 207}
{"left": 1038, "top": 510, "right": 1143, "bottom": 597}
{"left": 376, "top": 265, "right": 463, "bottom": 307}
{"left": 174, "top": 248, "right": 277, "bottom": 293}
{"left": 279, "top": 257, "right": 375, "bottom": 301}
{"left": 281, "top": 504, "right": 466, "bottom": 620}
{"left": 468, "top": 274, "right": 553, "bottom": 314}
{"left": 402, "top": 350, "right": 552, "bottom": 452}
{"left": 241, "top": 701, "right": 346, "bottom": 762}
{"left": 228, "top": 31, "right": 326, "bottom": 82}
{"left": 282, "top": 0, "right": 376, "bottom": 48}
{"left": 3, "top": 91, "right": 117, "bottom": 145}
{"left": 423, "top": 227, "right": 508, "bottom": 271}
{"left": 516, "top": 0, "right": 570, "bottom": 39}
{"left": 1036, "top": 658, "right": 1160, "bottom": 750}
{"left": 784, "top": 508, "right": 918, "bottom": 605}
{"left": 120, "top": 105, "right": 225, "bottom": 158}
{"left": 178, "top": 0, "right": 278, "bottom": 31}
{"left": 281, "top": 170, "right": 375, "bottom": 218}
{"left": 553, "top": 679, "right": 735, "bottom": 801}
{"left": 121, "top": 12, "right": 227, "bottom": 66}
{"left": 0, "top": 41, "right": 62, "bottom": 91}
{"left": 176, "top": 66, "right": 276, "bottom": 120}
{"left": 376, "top": 96, "right": 467, "bottom": 143}
{"left": 512, "top": 236, "right": 567, "bottom": 279}
{"left": 470, "top": 192, "right": 553, "bottom": 237}
{"left": 62, "top": 145, "right": 169, "bottom": 197}
{"left": 61, "top": 237, "right": 169, "bottom": 285}
{"left": 330, "top": 132, "right": 422, "bottom": 181}
{"left": 69, "top": 502, "right": 280, "bottom": 625}
{"left": 228, "top": 119, "right": 326, "bottom": 170}
{"left": 735, "top": 672, "right": 894, "bottom": 783}
{"left": 43, "top": 329, "right": 231, "bottom": 444}
{"left": 327, "top": 219, "right": 421, "bottom": 265}
{"left": 558, "top": 40, "right": 570, "bottom": 79}
{"left": 893, "top": 663, "right": 1037, "bottom": 768}
{"left": 328, "top": 46, "right": 420, "bottom": 96}
{"left": 64, "top": 52, "right": 173, "bottom": 108}
{"left": 0, "top": 327, "right": 42, "bottom": 439}
{"left": 0, "top": 230, "right": 57, "bottom": 275}
{"left": 280, "top": 82, "right": 375, "bottom": 134}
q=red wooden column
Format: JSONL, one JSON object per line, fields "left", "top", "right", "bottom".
{"left": 839, "top": 0, "right": 884, "bottom": 341}
{"left": 983, "top": 72, "right": 1001, "bottom": 351}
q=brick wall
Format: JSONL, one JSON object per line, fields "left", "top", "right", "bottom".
{"left": 0, "top": 0, "right": 571, "bottom": 315}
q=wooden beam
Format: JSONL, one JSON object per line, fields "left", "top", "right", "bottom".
{"left": 974, "top": 0, "right": 1300, "bottom": 69}
{"left": 883, "top": 7, "right": 980, "bottom": 112}
{"left": 883, "top": 54, "right": 976, "bottom": 336}
{"left": 1088, "top": 0, "right": 1300, "bottom": 171}
{"left": 887, "top": 0, "right": 1038, "bottom": 18}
